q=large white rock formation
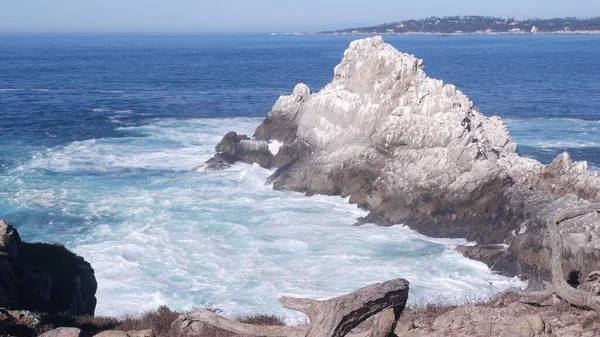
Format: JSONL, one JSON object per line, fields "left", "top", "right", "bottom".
{"left": 209, "top": 36, "right": 600, "bottom": 282}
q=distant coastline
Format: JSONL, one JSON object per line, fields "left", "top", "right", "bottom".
{"left": 314, "top": 30, "right": 600, "bottom": 36}
{"left": 311, "top": 15, "right": 600, "bottom": 36}
{"left": 278, "top": 30, "right": 600, "bottom": 37}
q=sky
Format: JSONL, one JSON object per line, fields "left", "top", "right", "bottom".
{"left": 0, "top": 0, "right": 598, "bottom": 33}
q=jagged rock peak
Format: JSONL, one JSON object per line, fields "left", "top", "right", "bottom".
{"left": 271, "top": 36, "right": 516, "bottom": 156}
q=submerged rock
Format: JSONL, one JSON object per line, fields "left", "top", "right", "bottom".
{"left": 210, "top": 36, "right": 600, "bottom": 282}
{"left": 0, "top": 220, "right": 97, "bottom": 315}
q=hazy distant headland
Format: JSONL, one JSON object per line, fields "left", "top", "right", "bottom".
{"left": 318, "top": 15, "right": 600, "bottom": 35}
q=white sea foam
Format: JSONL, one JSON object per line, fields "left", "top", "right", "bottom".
{"left": 4, "top": 117, "right": 525, "bottom": 319}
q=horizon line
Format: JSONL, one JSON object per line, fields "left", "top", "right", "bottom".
{"left": 2, "top": 15, "right": 598, "bottom": 35}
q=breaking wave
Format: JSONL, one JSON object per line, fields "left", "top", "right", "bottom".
{"left": 1, "top": 118, "right": 524, "bottom": 318}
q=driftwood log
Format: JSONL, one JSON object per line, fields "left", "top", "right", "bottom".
{"left": 176, "top": 278, "right": 409, "bottom": 337}
{"left": 496, "top": 203, "right": 600, "bottom": 312}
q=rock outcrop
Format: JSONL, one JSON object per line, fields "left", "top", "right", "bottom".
{"left": 207, "top": 36, "right": 600, "bottom": 283}
{"left": 206, "top": 131, "right": 274, "bottom": 170}
{"left": 0, "top": 220, "right": 97, "bottom": 315}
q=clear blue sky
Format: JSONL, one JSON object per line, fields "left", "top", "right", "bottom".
{"left": 0, "top": 0, "right": 598, "bottom": 33}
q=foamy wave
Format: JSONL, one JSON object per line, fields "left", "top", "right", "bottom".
{"left": 3, "top": 117, "right": 525, "bottom": 318}
{"left": 18, "top": 118, "right": 262, "bottom": 174}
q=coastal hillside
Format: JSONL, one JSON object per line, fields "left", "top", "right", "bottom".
{"left": 321, "top": 15, "right": 600, "bottom": 34}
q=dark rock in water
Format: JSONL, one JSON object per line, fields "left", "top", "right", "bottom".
{"left": 205, "top": 131, "right": 274, "bottom": 170}
{"left": 210, "top": 36, "right": 600, "bottom": 283}
{"left": 205, "top": 152, "right": 247, "bottom": 171}
{"left": 0, "top": 220, "right": 97, "bottom": 315}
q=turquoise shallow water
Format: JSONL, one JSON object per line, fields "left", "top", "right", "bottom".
{"left": 1, "top": 34, "right": 598, "bottom": 317}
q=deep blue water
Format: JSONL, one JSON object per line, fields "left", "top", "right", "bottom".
{"left": 0, "top": 34, "right": 598, "bottom": 316}
{"left": 2, "top": 34, "right": 599, "bottom": 166}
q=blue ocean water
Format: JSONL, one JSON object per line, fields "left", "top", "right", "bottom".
{"left": 0, "top": 34, "right": 598, "bottom": 317}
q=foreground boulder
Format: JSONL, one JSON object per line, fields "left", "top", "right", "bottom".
{"left": 39, "top": 327, "right": 82, "bottom": 337}
{"left": 0, "top": 220, "right": 97, "bottom": 315}
{"left": 93, "top": 330, "right": 154, "bottom": 337}
{"left": 207, "top": 36, "right": 600, "bottom": 283}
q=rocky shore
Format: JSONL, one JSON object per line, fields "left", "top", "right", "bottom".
{"left": 4, "top": 294, "right": 600, "bottom": 336}
{"left": 207, "top": 36, "right": 600, "bottom": 285}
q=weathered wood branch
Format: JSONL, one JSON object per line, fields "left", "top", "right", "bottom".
{"left": 177, "top": 309, "right": 307, "bottom": 337}
{"left": 279, "top": 296, "right": 320, "bottom": 322}
{"left": 497, "top": 203, "right": 600, "bottom": 312}
{"left": 549, "top": 203, "right": 600, "bottom": 313}
{"left": 174, "top": 278, "right": 409, "bottom": 337}
{"left": 294, "top": 278, "right": 408, "bottom": 337}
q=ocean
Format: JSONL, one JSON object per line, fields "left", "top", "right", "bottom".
{"left": 0, "top": 34, "right": 598, "bottom": 318}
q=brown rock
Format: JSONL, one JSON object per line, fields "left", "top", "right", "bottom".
{"left": 127, "top": 329, "right": 155, "bottom": 337}
{"left": 93, "top": 331, "right": 128, "bottom": 337}
{"left": 93, "top": 330, "right": 154, "bottom": 337}
{"left": 432, "top": 308, "right": 466, "bottom": 330}
{"left": 38, "top": 327, "right": 82, "bottom": 337}
{"left": 394, "top": 320, "right": 416, "bottom": 335}
{"left": 397, "top": 329, "right": 426, "bottom": 337}
{"left": 170, "top": 312, "right": 214, "bottom": 336}
{"left": 501, "top": 314, "right": 546, "bottom": 337}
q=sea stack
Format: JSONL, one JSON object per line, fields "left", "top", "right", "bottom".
{"left": 208, "top": 36, "right": 600, "bottom": 282}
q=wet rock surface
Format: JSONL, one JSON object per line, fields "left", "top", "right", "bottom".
{"left": 206, "top": 131, "right": 274, "bottom": 170}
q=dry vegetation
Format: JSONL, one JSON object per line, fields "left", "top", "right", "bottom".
{"left": 1, "top": 306, "right": 286, "bottom": 337}
{"left": 3, "top": 293, "right": 600, "bottom": 336}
